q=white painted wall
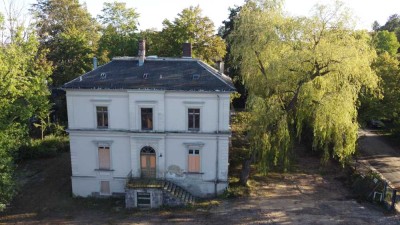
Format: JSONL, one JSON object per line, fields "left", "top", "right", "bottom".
{"left": 66, "top": 89, "right": 231, "bottom": 197}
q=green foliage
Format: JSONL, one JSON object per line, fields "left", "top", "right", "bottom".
{"left": 18, "top": 135, "right": 69, "bottom": 160}
{"left": 31, "top": 0, "right": 99, "bottom": 87}
{"left": 378, "top": 14, "right": 400, "bottom": 42}
{"left": 0, "top": 124, "right": 27, "bottom": 210}
{"left": 152, "top": 6, "right": 226, "bottom": 64}
{"left": 373, "top": 31, "right": 400, "bottom": 56}
{"left": 0, "top": 19, "right": 52, "bottom": 209}
{"left": 230, "top": 0, "right": 378, "bottom": 172}
{"left": 139, "top": 29, "right": 163, "bottom": 56}
{"left": 360, "top": 52, "right": 400, "bottom": 133}
{"left": 97, "top": 1, "right": 139, "bottom": 62}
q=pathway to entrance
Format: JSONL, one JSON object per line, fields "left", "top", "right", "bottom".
{"left": 358, "top": 129, "right": 400, "bottom": 189}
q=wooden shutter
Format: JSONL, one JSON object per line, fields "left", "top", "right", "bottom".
{"left": 188, "top": 150, "right": 200, "bottom": 172}
{"left": 98, "top": 147, "right": 110, "bottom": 169}
{"left": 150, "top": 155, "right": 156, "bottom": 169}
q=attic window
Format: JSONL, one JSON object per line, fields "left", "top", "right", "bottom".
{"left": 143, "top": 73, "right": 148, "bottom": 79}
{"left": 100, "top": 73, "right": 107, "bottom": 79}
{"left": 192, "top": 74, "right": 200, "bottom": 80}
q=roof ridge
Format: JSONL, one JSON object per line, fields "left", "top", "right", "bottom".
{"left": 196, "top": 60, "right": 236, "bottom": 90}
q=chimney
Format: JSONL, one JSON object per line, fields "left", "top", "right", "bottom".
{"left": 182, "top": 42, "right": 192, "bottom": 58}
{"left": 138, "top": 40, "right": 146, "bottom": 66}
{"left": 217, "top": 61, "right": 224, "bottom": 74}
{"left": 93, "top": 57, "right": 97, "bottom": 70}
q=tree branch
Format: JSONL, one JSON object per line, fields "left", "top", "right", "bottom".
{"left": 254, "top": 50, "right": 267, "bottom": 79}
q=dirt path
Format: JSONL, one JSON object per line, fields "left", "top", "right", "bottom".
{"left": 358, "top": 129, "right": 400, "bottom": 189}
{"left": 0, "top": 152, "right": 399, "bottom": 224}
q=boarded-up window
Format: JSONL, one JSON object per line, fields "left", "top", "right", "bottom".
{"left": 141, "top": 108, "right": 153, "bottom": 130}
{"left": 188, "top": 108, "right": 200, "bottom": 130}
{"left": 98, "top": 146, "right": 110, "bottom": 170}
{"left": 96, "top": 106, "right": 108, "bottom": 128}
{"left": 100, "top": 181, "right": 110, "bottom": 195}
{"left": 188, "top": 149, "right": 200, "bottom": 172}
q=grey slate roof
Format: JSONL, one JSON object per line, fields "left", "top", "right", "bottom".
{"left": 62, "top": 57, "right": 235, "bottom": 92}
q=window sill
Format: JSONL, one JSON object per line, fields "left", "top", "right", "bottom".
{"left": 97, "top": 127, "right": 109, "bottom": 129}
{"left": 184, "top": 172, "right": 204, "bottom": 175}
{"left": 95, "top": 169, "right": 114, "bottom": 172}
{"left": 187, "top": 129, "right": 200, "bottom": 132}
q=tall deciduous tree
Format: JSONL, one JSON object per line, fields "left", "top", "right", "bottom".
{"left": 378, "top": 14, "right": 400, "bottom": 43}
{"left": 230, "top": 0, "right": 378, "bottom": 184}
{"left": 31, "top": 0, "right": 99, "bottom": 86}
{"left": 0, "top": 17, "right": 52, "bottom": 209}
{"left": 155, "top": 6, "right": 226, "bottom": 64}
{"left": 97, "top": 1, "right": 140, "bottom": 62}
{"left": 373, "top": 30, "right": 400, "bottom": 56}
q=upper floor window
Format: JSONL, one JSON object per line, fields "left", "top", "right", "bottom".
{"left": 96, "top": 106, "right": 108, "bottom": 128}
{"left": 188, "top": 108, "right": 200, "bottom": 131}
{"left": 141, "top": 108, "right": 153, "bottom": 130}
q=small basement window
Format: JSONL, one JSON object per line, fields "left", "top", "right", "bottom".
{"left": 100, "top": 181, "right": 110, "bottom": 195}
{"left": 137, "top": 192, "right": 151, "bottom": 208}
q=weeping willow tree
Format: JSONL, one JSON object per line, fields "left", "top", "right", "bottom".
{"left": 229, "top": 0, "right": 379, "bottom": 184}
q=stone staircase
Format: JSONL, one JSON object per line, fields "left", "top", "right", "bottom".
{"left": 126, "top": 178, "right": 196, "bottom": 206}
{"left": 162, "top": 179, "right": 196, "bottom": 204}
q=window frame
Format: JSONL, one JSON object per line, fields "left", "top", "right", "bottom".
{"left": 93, "top": 141, "right": 113, "bottom": 171}
{"left": 96, "top": 106, "right": 109, "bottom": 129}
{"left": 188, "top": 148, "right": 201, "bottom": 173}
{"left": 135, "top": 101, "right": 157, "bottom": 131}
{"left": 184, "top": 101, "right": 204, "bottom": 132}
{"left": 183, "top": 142, "right": 204, "bottom": 174}
{"left": 187, "top": 108, "right": 200, "bottom": 131}
{"left": 100, "top": 180, "right": 111, "bottom": 195}
{"left": 140, "top": 107, "right": 154, "bottom": 131}
{"left": 98, "top": 145, "right": 111, "bottom": 170}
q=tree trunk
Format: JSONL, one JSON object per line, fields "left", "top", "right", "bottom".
{"left": 239, "top": 153, "right": 255, "bottom": 186}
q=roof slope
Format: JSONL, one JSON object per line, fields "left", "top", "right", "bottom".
{"left": 62, "top": 58, "right": 235, "bottom": 92}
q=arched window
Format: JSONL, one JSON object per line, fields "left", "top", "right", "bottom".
{"left": 141, "top": 146, "right": 155, "bottom": 154}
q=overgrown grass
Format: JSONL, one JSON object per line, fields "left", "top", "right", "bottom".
{"left": 17, "top": 135, "right": 69, "bottom": 160}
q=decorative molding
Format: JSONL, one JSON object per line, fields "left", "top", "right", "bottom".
{"left": 183, "top": 142, "right": 205, "bottom": 147}
{"left": 90, "top": 99, "right": 112, "bottom": 102}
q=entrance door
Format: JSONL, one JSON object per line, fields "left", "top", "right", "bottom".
{"left": 140, "top": 146, "right": 156, "bottom": 178}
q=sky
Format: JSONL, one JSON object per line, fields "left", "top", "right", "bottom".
{"left": 3, "top": 0, "right": 400, "bottom": 31}
{"left": 82, "top": 0, "right": 400, "bottom": 31}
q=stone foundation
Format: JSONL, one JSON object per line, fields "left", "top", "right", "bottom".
{"left": 125, "top": 188, "right": 187, "bottom": 208}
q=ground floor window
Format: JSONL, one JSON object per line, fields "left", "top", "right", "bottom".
{"left": 137, "top": 192, "right": 151, "bottom": 208}
{"left": 100, "top": 181, "right": 110, "bottom": 195}
{"left": 188, "top": 149, "right": 200, "bottom": 172}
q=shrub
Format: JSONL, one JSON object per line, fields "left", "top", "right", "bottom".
{"left": 17, "top": 135, "right": 69, "bottom": 160}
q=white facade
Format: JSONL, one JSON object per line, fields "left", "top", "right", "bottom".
{"left": 67, "top": 89, "right": 231, "bottom": 198}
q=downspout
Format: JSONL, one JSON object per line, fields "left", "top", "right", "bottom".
{"left": 215, "top": 95, "right": 220, "bottom": 197}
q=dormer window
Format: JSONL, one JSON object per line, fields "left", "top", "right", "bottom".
{"left": 192, "top": 74, "right": 200, "bottom": 80}
{"left": 100, "top": 73, "right": 107, "bottom": 79}
{"left": 143, "top": 73, "right": 148, "bottom": 79}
